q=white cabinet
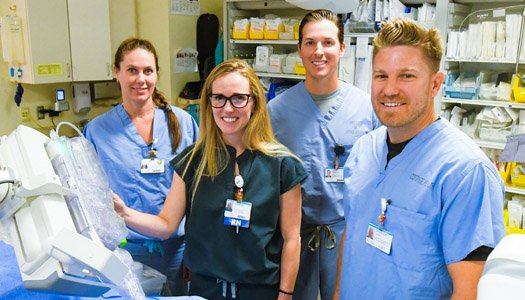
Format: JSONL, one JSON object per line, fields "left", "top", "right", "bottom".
{"left": 67, "top": 0, "right": 112, "bottom": 82}
{"left": 10, "top": 0, "right": 112, "bottom": 84}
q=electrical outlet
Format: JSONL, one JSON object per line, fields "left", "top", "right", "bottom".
{"left": 21, "top": 107, "right": 30, "bottom": 122}
{"left": 37, "top": 106, "right": 45, "bottom": 120}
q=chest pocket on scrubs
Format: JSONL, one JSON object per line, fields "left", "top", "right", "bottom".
{"left": 383, "top": 205, "right": 447, "bottom": 297}
{"left": 385, "top": 205, "right": 440, "bottom": 271}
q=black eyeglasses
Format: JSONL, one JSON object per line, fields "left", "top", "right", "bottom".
{"left": 208, "top": 94, "right": 251, "bottom": 108}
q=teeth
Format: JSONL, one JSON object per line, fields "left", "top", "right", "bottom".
{"left": 312, "top": 61, "right": 325, "bottom": 65}
{"left": 383, "top": 103, "right": 402, "bottom": 107}
{"left": 223, "top": 117, "right": 237, "bottom": 122}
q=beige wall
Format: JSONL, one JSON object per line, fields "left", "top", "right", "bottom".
{"left": 137, "top": 0, "right": 223, "bottom": 103}
{"left": 170, "top": 0, "right": 223, "bottom": 102}
{"left": 0, "top": 0, "right": 223, "bottom": 136}
{"left": 136, "top": 0, "right": 172, "bottom": 99}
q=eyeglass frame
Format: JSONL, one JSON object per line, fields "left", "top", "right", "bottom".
{"left": 208, "top": 93, "right": 252, "bottom": 108}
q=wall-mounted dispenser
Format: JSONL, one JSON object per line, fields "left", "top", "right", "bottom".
{"left": 72, "top": 83, "right": 92, "bottom": 114}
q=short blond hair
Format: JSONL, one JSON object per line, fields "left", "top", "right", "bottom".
{"left": 373, "top": 18, "right": 443, "bottom": 72}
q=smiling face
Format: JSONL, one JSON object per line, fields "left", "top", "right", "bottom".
{"left": 210, "top": 71, "right": 254, "bottom": 146}
{"left": 371, "top": 45, "right": 444, "bottom": 143}
{"left": 114, "top": 48, "right": 157, "bottom": 106}
{"left": 298, "top": 19, "right": 345, "bottom": 84}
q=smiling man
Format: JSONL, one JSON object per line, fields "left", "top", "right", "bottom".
{"left": 333, "top": 18, "right": 505, "bottom": 300}
{"left": 268, "top": 9, "right": 380, "bottom": 300}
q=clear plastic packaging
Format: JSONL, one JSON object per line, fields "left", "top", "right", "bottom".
{"left": 47, "top": 132, "right": 127, "bottom": 250}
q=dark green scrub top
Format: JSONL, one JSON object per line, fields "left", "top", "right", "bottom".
{"left": 171, "top": 145, "right": 307, "bottom": 285}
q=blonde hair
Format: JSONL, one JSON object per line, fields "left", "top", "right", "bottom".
{"left": 373, "top": 18, "right": 443, "bottom": 72}
{"left": 180, "top": 58, "right": 296, "bottom": 204}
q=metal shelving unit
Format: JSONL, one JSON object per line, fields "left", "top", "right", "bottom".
{"left": 255, "top": 72, "right": 304, "bottom": 79}
{"left": 506, "top": 185, "right": 525, "bottom": 195}
{"left": 442, "top": 97, "right": 525, "bottom": 109}
{"left": 230, "top": 39, "right": 298, "bottom": 45}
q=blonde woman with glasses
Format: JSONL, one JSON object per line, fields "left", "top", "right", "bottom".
{"left": 114, "top": 59, "right": 307, "bottom": 299}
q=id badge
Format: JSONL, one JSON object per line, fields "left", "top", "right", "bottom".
{"left": 224, "top": 199, "right": 252, "bottom": 228}
{"left": 365, "top": 223, "right": 393, "bottom": 254}
{"left": 140, "top": 158, "right": 165, "bottom": 174}
{"left": 325, "top": 168, "right": 344, "bottom": 183}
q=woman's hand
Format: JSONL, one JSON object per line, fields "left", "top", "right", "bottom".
{"left": 110, "top": 172, "right": 187, "bottom": 240}
{"left": 113, "top": 193, "right": 127, "bottom": 218}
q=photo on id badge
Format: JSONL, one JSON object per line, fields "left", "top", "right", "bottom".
{"left": 325, "top": 168, "right": 344, "bottom": 182}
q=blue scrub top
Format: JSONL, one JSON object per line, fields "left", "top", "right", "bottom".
{"left": 340, "top": 119, "right": 505, "bottom": 299}
{"left": 84, "top": 104, "right": 198, "bottom": 240}
{"left": 268, "top": 81, "right": 380, "bottom": 225}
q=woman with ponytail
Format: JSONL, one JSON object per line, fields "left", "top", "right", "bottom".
{"left": 84, "top": 38, "right": 198, "bottom": 296}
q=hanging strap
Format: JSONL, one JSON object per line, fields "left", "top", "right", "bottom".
{"left": 216, "top": 279, "right": 237, "bottom": 298}
{"left": 304, "top": 225, "right": 337, "bottom": 252}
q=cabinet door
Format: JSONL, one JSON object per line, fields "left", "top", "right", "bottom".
{"left": 17, "top": 0, "right": 71, "bottom": 84}
{"left": 67, "top": 0, "right": 112, "bottom": 81}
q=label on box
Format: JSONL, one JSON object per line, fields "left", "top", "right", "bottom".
{"left": 265, "top": 19, "right": 281, "bottom": 31}
{"left": 234, "top": 19, "right": 249, "bottom": 31}
{"left": 269, "top": 55, "right": 282, "bottom": 66}
{"left": 493, "top": 9, "right": 505, "bottom": 18}
{"left": 250, "top": 18, "right": 264, "bottom": 32}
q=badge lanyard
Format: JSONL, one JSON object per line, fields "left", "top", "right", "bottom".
{"left": 365, "top": 197, "right": 393, "bottom": 254}
{"left": 325, "top": 144, "right": 345, "bottom": 183}
{"left": 223, "top": 162, "right": 252, "bottom": 234}
{"left": 233, "top": 174, "right": 244, "bottom": 233}
{"left": 378, "top": 198, "right": 391, "bottom": 227}
{"left": 149, "top": 138, "right": 158, "bottom": 158}
{"left": 333, "top": 144, "right": 345, "bottom": 170}
{"left": 141, "top": 138, "right": 165, "bottom": 174}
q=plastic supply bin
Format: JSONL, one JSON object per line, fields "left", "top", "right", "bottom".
{"left": 294, "top": 61, "right": 305, "bottom": 75}
{"left": 496, "top": 162, "right": 511, "bottom": 183}
{"left": 510, "top": 162, "right": 525, "bottom": 187}
{"left": 444, "top": 71, "right": 481, "bottom": 100}
{"left": 512, "top": 73, "right": 525, "bottom": 103}
{"left": 249, "top": 18, "right": 264, "bottom": 40}
{"left": 232, "top": 19, "right": 249, "bottom": 40}
{"left": 264, "top": 18, "right": 283, "bottom": 40}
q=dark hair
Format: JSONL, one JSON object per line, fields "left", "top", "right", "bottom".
{"left": 114, "top": 38, "right": 182, "bottom": 153}
{"left": 298, "top": 9, "right": 344, "bottom": 46}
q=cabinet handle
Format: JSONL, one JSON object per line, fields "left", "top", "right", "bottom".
{"left": 66, "top": 63, "right": 71, "bottom": 78}
{"left": 107, "top": 63, "right": 111, "bottom": 77}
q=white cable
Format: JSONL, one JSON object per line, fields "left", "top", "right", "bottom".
{"left": 55, "top": 121, "right": 84, "bottom": 137}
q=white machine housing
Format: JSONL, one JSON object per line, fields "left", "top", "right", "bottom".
{"left": 0, "top": 125, "right": 128, "bottom": 297}
{"left": 478, "top": 234, "right": 525, "bottom": 299}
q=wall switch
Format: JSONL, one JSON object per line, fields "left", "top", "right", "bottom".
{"left": 21, "top": 107, "right": 30, "bottom": 122}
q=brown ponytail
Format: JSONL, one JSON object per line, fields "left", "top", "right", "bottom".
{"left": 153, "top": 88, "right": 182, "bottom": 153}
